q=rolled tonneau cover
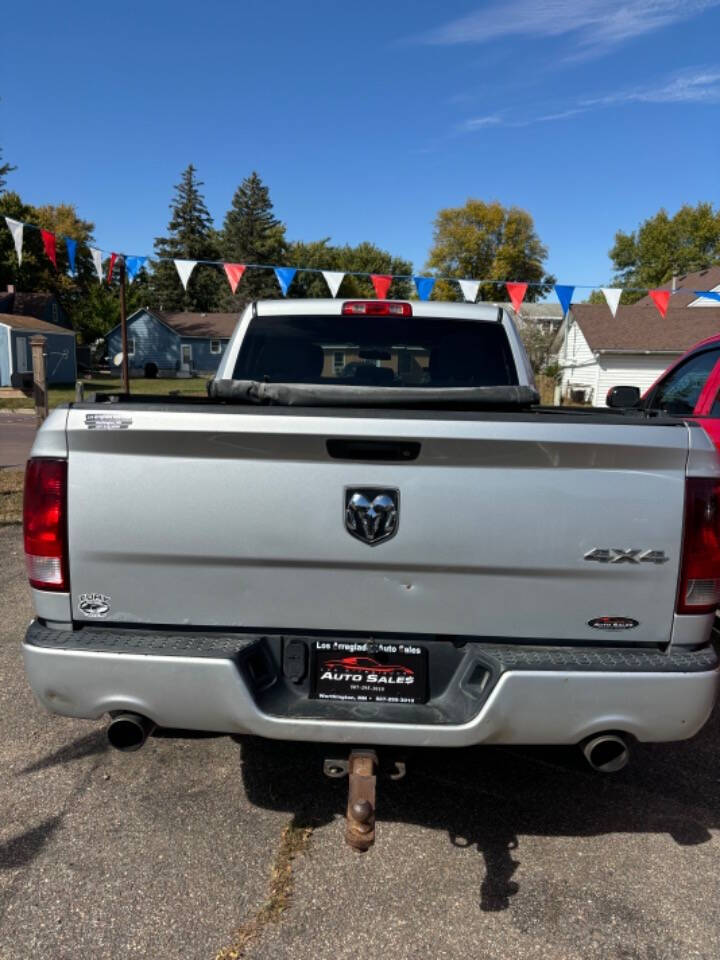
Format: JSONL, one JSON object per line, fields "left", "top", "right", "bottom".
{"left": 209, "top": 380, "right": 540, "bottom": 407}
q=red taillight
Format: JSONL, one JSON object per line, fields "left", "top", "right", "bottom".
{"left": 677, "top": 477, "right": 720, "bottom": 614}
{"left": 23, "top": 459, "right": 68, "bottom": 592}
{"left": 342, "top": 301, "right": 412, "bottom": 317}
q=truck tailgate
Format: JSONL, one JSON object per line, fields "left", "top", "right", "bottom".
{"left": 65, "top": 407, "right": 688, "bottom": 644}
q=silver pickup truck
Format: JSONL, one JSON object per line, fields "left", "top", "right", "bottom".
{"left": 21, "top": 298, "right": 720, "bottom": 774}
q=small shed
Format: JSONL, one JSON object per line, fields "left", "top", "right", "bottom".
{"left": 0, "top": 314, "right": 77, "bottom": 387}
{"left": 105, "top": 309, "right": 236, "bottom": 378}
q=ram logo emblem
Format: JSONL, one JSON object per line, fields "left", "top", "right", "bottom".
{"left": 345, "top": 488, "right": 399, "bottom": 546}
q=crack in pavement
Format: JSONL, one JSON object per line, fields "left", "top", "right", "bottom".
{"left": 214, "top": 818, "right": 314, "bottom": 960}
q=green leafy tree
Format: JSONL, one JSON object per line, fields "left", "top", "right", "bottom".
{"left": 608, "top": 203, "right": 720, "bottom": 303}
{"left": 219, "top": 171, "right": 287, "bottom": 306}
{"left": 0, "top": 146, "right": 17, "bottom": 193}
{"left": 0, "top": 192, "right": 108, "bottom": 342}
{"left": 148, "top": 165, "right": 223, "bottom": 312}
{"left": 287, "top": 239, "right": 413, "bottom": 300}
{"left": 424, "top": 199, "right": 554, "bottom": 302}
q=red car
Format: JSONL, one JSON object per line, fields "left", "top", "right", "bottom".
{"left": 607, "top": 333, "right": 720, "bottom": 450}
{"left": 323, "top": 656, "right": 413, "bottom": 676}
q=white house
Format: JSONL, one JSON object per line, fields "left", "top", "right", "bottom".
{"left": 553, "top": 266, "right": 720, "bottom": 406}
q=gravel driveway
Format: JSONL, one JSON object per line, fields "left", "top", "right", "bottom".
{"left": 1, "top": 523, "right": 719, "bottom": 959}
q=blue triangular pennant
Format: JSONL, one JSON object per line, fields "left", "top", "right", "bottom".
{"left": 126, "top": 256, "right": 147, "bottom": 282}
{"left": 274, "top": 267, "right": 297, "bottom": 297}
{"left": 414, "top": 276, "right": 435, "bottom": 301}
{"left": 694, "top": 290, "right": 720, "bottom": 303}
{"left": 554, "top": 284, "right": 575, "bottom": 315}
{"left": 65, "top": 237, "right": 77, "bottom": 275}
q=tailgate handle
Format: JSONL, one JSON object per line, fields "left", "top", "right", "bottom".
{"left": 326, "top": 439, "right": 421, "bottom": 462}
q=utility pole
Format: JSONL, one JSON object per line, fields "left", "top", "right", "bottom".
{"left": 119, "top": 257, "right": 130, "bottom": 395}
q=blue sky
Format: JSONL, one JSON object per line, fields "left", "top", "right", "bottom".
{"left": 2, "top": 0, "right": 719, "bottom": 290}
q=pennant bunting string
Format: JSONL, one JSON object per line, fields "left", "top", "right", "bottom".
{"left": 414, "top": 276, "right": 435, "bottom": 301}
{"left": 2, "top": 212, "right": 716, "bottom": 322}
{"left": 693, "top": 290, "right": 720, "bottom": 304}
{"left": 602, "top": 287, "right": 622, "bottom": 318}
{"left": 5, "top": 218, "right": 23, "bottom": 265}
{"left": 125, "top": 256, "right": 147, "bottom": 282}
{"left": 65, "top": 237, "right": 77, "bottom": 276}
{"left": 649, "top": 289, "right": 671, "bottom": 318}
{"left": 90, "top": 247, "right": 104, "bottom": 283}
{"left": 274, "top": 266, "right": 296, "bottom": 297}
{"left": 175, "top": 259, "right": 197, "bottom": 290}
{"left": 371, "top": 274, "right": 392, "bottom": 299}
{"left": 40, "top": 230, "right": 57, "bottom": 269}
{"left": 224, "top": 263, "right": 246, "bottom": 294}
{"left": 458, "top": 279, "right": 480, "bottom": 303}
{"left": 554, "top": 284, "right": 574, "bottom": 316}
{"left": 322, "top": 270, "right": 345, "bottom": 298}
{"left": 506, "top": 282, "right": 528, "bottom": 314}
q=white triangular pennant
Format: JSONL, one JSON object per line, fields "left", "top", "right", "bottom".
{"left": 174, "top": 259, "right": 197, "bottom": 290}
{"left": 4, "top": 217, "right": 23, "bottom": 265}
{"left": 601, "top": 287, "right": 622, "bottom": 317}
{"left": 90, "top": 248, "right": 104, "bottom": 283}
{"left": 458, "top": 279, "right": 480, "bottom": 303}
{"left": 322, "top": 271, "right": 345, "bottom": 298}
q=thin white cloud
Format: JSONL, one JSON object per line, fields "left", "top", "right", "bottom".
{"left": 419, "top": 0, "right": 719, "bottom": 56}
{"left": 584, "top": 68, "right": 720, "bottom": 105}
{"left": 460, "top": 68, "right": 720, "bottom": 132}
{"left": 463, "top": 115, "right": 503, "bottom": 130}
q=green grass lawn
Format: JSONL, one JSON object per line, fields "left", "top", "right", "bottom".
{"left": 0, "top": 377, "right": 210, "bottom": 410}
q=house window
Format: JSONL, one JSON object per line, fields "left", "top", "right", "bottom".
{"left": 127, "top": 338, "right": 135, "bottom": 357}
{"left": 210, "top": 339, "right": 222, "bottom": 355}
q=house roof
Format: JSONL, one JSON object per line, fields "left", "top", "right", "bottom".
{"left": 0, "top": 313, "right": 76, "bottom": 335}
{"left": 633, "top": 266, "right": 720, "bottom": 309}
{"left": 155, "top": 311, "right": 237, "bottom": 338}
{"left": 0, "top": 291, "right": 60, "bottom": 319}
{"left": 570, "top": 303, "right": 720, "bottom": 354}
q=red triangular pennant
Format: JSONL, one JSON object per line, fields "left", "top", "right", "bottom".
{"left": 40, "top": 229, "right": 57, "bottom": 269}
{"left": 224, "top": 263, "right": 246, "bottom": 294}
{"left": 506, "top": 282, "right": 528, "bottom": 314}
{"left": 649, "top": 289, "right": 671, "bottom": 318}
{"left": 371, "top": 274, "right": 392, "bottom": 299}
{"left": 107, "top": 252, "right": 118, "bottom": 284}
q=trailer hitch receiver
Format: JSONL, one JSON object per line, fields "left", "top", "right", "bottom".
{"left": 323, "top": 749, "right": 406, "bottom": 852}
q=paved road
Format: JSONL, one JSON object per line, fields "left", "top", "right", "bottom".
{"left": 1, "top": 523, "right": 719, "bottom": 959}
{"left": 0, "top": 412, "right": 35, "bottom": 469}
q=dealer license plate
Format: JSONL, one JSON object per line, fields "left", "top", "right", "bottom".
{"left": 311, "top": 640, "right": 428, "bottom": 705}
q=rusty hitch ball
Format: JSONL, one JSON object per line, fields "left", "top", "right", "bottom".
{"left": 345, "top": 750, "right": 378, "bottom": 852}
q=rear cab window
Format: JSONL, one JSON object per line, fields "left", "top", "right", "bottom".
{"left": 232, "top": 315, "right": 518, "bottom": 388}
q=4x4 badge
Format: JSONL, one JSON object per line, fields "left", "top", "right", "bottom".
{"left": 584, "top": 548, "right": 669, "bottom": 564}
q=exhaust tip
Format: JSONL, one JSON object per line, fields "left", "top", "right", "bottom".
{"left": 582, "top": 733, "right": 629, "bottom": 773}
{"left": 107, "top": 713, "right": 155, "bottom": 752}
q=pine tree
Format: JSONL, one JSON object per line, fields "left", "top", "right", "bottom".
{"left": 220, "top": 172, "right": 287, "bottom": 306}
{"left": 0, "top": 146, "right": 17, "bottom": 193}
{"left": 148, "top": 165, "right": 223, "bottom": 312}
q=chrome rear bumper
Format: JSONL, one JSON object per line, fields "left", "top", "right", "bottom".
{"left": 22, "top": 622, "right": 720, "bottom": 748}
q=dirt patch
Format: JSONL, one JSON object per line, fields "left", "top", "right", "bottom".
{"left": 0, "top": 469, "right": 23, "bottom": 525}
